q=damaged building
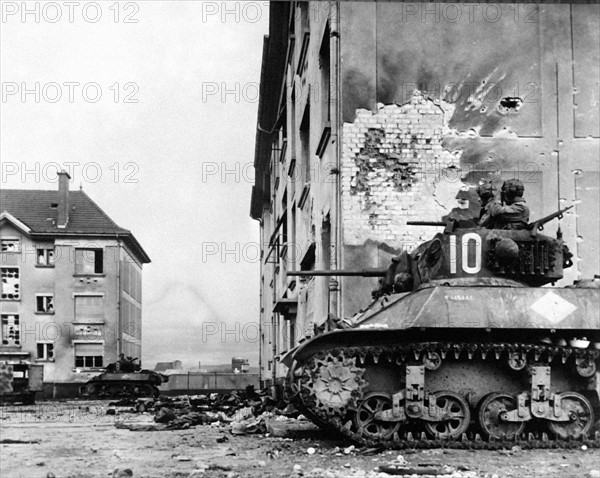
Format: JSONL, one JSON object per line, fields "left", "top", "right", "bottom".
{"left": 250, "top": 2, "right": 600, "bottom": 392}
{"left": 0, "top": 171, "right": 150, "bottom": 397}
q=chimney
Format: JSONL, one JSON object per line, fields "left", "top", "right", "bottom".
{"left": 57, "top": 170, "right": 71, "bottom": 228}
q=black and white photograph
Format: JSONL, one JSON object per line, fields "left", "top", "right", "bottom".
{"left": 1, "top": 1, "right": 599, "bottom": 477}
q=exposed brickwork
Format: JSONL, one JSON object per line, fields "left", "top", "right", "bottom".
{"left": 342, "top": 92, "right": 467, "bottom": 249}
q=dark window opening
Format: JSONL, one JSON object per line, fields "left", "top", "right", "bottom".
{"left": 300, "top": 104, "right": 310, "bottom": 183}
{"left": 37, "top": 343, "right": 54, "bottom": 360}
{"left": 319, "top": 23, "right": 331, "bottom": 122}
{"left": 75, "top": 249, "right": 103, "bottom": 274}
{"left": 36, "top": 295, "right": 54, "bottom": 313}
{"left": 75, "top": 356, "right": 103, "bottom": 368}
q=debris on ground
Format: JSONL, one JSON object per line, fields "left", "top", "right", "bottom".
{"left": 110, "top": 387, "right": 296, "bottom": 432}
{"left": 0, "top": 439, "right": 41, "bottom": 444}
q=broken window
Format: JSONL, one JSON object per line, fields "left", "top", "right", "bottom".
{"left": 1, "top": 267, "right": 20, "bottom": 300}
{"left": 1, "top": 314, "right": 20, "bottom": 346}
{"left": 1, "top": 239, "right": 20, "bottom": 253}
{"left": 74, "top": 248, "right": 103, "bottom": 275}
{"left": 36, "top": 294, "right": 54, "bottom": 313}
{"left": 37, "top": 247, "right": 55, "bottom": 266}
{"left": 74, "top": 343, "right": 103, "bottom": 368}
{"left": 74, "top": 295, "right": 104, "bottom": 322}
{"left": 37, "top": 342, "right": 54, "bottom": 361}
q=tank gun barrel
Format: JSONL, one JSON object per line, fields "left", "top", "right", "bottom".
{"left": 288, "top": 269, "right": 387, "bottom": 277}
{"left": 527, "top": 205, "right": 574, "bottom": 231}
{"left": 406, "top": 221, "right": 446, "bottom": 227}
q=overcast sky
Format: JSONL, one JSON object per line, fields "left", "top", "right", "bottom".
{"left": 0, "top": 1, "right": 269, "bottom": 368}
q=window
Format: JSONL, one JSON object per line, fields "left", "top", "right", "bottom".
{"left": 300, "top": 104, "right": 310, "bottom": 182}
{"left": 319, "top": 23, "right": 331, "bottom": 123}
{"left": 1, "top": 267, "right": 20, "bottom": 300}
{"left": 1, "top": 239, "right": 20, "bottom": 253}
{"left": 37, "top": 343, "right": 54, "bottom": 361}
{"left": 74, "top": 343, "right": 103, "bottom": 368}
{"left": 37, "top": 248, "right": 55, "bottom": 266}
{"left": 75, "top": 248, "right": 103, "bottom": 274}
{"left": 36, "top": 294, "right": 54, "bottom": 314}
{"left": 1, "top": 314, "right": 20, "bottom": 345}
{"left": 74, "top": 295, "right": 104, "bottom": 322}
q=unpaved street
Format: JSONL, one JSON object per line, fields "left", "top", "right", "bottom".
{"left": 1, "top": 401, "right": 600, "bottom": 478}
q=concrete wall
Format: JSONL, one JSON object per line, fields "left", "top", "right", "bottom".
{"left": 160, "top": 373, "right": 259, "bottom": 394}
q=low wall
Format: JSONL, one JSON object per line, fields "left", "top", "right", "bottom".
{"left": 160, "top": 373, "right": 259, "bottom": 395}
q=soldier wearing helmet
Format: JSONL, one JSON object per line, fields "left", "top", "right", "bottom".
{"left": 481, "top": 179, "right": 530, "bottom": 230}
{"left": 476, "top": 180, "right": 497, "bottom": 227}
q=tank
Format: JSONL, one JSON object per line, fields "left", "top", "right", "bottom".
{"left": 82, "top": 357, "right": 168, "bottom": 398}
{"left": 283, "top": 209, "right": 600, "bottom": 446}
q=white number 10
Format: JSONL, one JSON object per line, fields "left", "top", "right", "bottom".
{"left": 449, "top": 233, "right": 482, "bottom": 274}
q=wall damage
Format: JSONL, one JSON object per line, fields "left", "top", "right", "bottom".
{"left": 342, "top": 91, "right": 468, "bottom": 249}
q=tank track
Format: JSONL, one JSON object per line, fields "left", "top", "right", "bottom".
{"left": 287, "top": 341, "right": 600, "bottom": 449}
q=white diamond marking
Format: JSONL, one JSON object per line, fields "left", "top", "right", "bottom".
{"left": 530, "top": 291, "right": 577, "bottom": 325}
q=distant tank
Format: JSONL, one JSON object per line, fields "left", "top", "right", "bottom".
{"left": 82, "top": 356, "right": 168, "bottom": 398}
{"left": 284, "top": 208, "right": 600, "bottom": 446}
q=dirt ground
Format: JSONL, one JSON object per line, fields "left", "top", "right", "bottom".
{"left": 1, "top": 400, "right": 599, "bottom": 478}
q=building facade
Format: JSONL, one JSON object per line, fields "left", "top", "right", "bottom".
{"left": 251, "top": 2, "right": 600, "bottom": 391}
{"left": 0, "top": 172, "right": 150, "bottom": 395}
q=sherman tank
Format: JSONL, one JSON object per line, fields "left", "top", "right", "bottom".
{"left": 284, "top": 208, "right": 600, "bottom": 447}
{"left": 82, "top": 357, "right": 168, "bottom": 398}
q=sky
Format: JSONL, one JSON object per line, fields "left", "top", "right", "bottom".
{"left": 0, "top": 1, "right": 269, "bottom": 368}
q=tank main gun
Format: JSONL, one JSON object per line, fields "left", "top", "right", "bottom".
{"left": 406, "top": 221, "right": 446, "bottom": 227}
{"left": 288, "top": 269, "right": 387, "bottom": 277}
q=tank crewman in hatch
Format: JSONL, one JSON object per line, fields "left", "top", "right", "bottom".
{"left": 442, "top": 187, "right": 481, "bottom": 224}
{"left": 480, "top": 178, "right": 530, "bottom": 230}
{"left": 476, "top": 180, "right": 497, "bottom": 224}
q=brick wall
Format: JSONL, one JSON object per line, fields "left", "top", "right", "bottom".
{"left": 341, "top": 91, "right": 469, "bottom": 252}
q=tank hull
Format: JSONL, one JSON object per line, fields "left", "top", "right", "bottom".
{"left": 284, "top": 284, "right": 600, "bottom": 446}
{"left": 82, "top": 371, "right": 166, "bottom": 398}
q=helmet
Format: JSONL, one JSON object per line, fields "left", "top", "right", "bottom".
{"left": 501, "top": 179, "right": 524, "bottom": 199}
{"left": 476, "top": 181, "right": 496, "bottom": 202}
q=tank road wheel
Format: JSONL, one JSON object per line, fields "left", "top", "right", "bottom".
{"left": 353, "top": 393, "right": 401, "bottom": 440}
{"left": 478, "top": 392, "right": 525, "bottom": 440}
{"left": 548, "top": 392, "right": 594, "bottom": 440}
{"left": 85, "top": 383, "right": 98, "bottom": 396}
{"left": 424, "top": 391, "right": 471, "bottom": 439}
{"left": 308, "top": 352, "right": 366, "bottom": 418}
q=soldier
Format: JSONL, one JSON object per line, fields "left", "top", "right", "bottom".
{"left": 476, "top": 180, "right": 497, "bottom": 226}
{"left": 481, "top": 179, "right": 530, "bottom": 230}
{"left": 442, "top": 187, "right": 480, "bottom": 224}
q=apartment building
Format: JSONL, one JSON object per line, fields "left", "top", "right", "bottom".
{"left": 0, "top": 171, "right": 150, "bottom": 395}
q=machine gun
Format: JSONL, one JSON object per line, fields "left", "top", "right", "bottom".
{"left": 526, "top": 205, "right": 574, "bottom": 231}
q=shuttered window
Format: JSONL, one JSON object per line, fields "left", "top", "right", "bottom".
{"left": 74, "top": 295, "right": 104, "bottom": 323}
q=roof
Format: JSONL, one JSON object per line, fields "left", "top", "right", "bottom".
{"left": 1, "top": 189, "right": 150, "bottom": 263}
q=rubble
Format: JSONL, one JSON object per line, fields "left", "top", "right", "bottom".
{"left": 109, "top": 389, "right": 298, "bottom": 435}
